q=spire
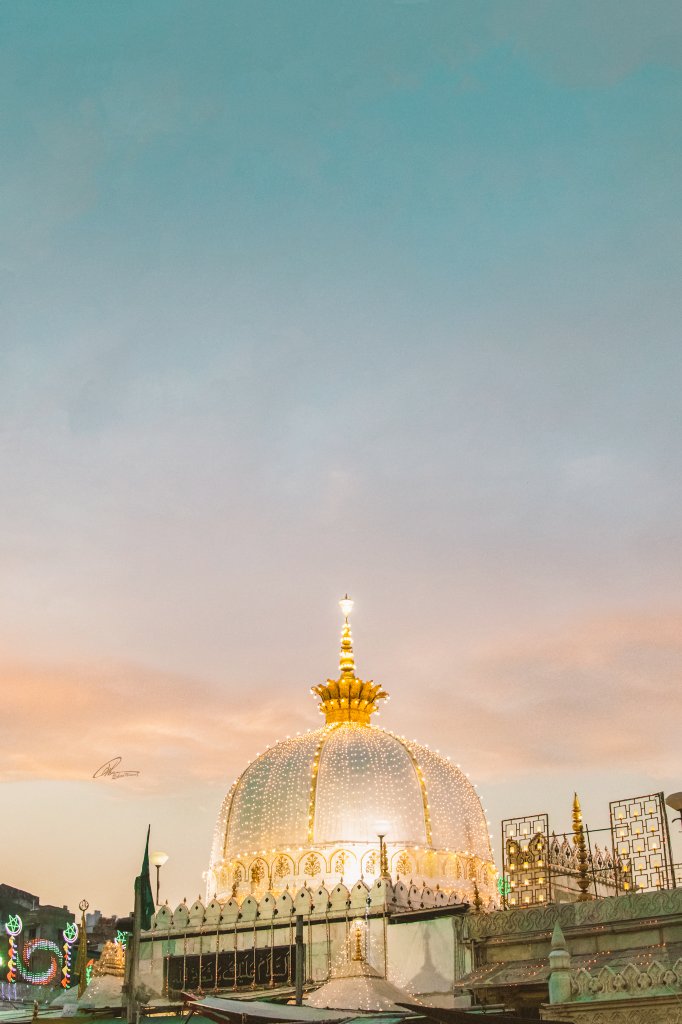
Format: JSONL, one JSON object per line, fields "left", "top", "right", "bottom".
{"left": 551, "top": 922, "right": 567, "bottom": 951}
{"left": 311, "top": 596, "right": 389, "bottom": 726}
{"left": 339, "top": 594, "right": 355, "bottom": 679}
{"left": 548, "top": 923, "right": 571, "bottom": 1004}
{"left": 572, "top": 793, "right": 591, "bottom": 902}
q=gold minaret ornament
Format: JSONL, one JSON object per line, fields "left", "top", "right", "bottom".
{"left": 351, "top": 921, "right": 365, "bottom": 962}
{"left": 572, "top": 793, "right": 592, "bottom": 901}
{"left": 93, "top": 940, "right": 125, "bottom": 978}
{"left": 311, "top": 596, "right": 388, "bottom": 725}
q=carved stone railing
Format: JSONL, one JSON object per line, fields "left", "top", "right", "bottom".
{"left": 570, "top": 958, "right": 682, "bottom": 1001}
{"left": 549, "top": 834, "right": 617, "bottom": 883}
{"left": 465, "top": 887, "right": 682, "bottom": 939}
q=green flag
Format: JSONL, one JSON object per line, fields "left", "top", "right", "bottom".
{"left": 136, "top": 826, "right": 155, "bottom": 931}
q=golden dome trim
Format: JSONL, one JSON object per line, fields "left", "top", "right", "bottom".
{"left": 307, "top": 726, "right": 340, "bottom": 843}
{"left": 390, "top": 732, "right": 433, "bottom": 846}
{"left": 312, "top": 677, "right": 389, "bottom": 725}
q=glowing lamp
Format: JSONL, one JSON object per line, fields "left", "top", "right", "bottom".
{"left": 150, "top": 851, "right": 169, "bottom": 905}
{"left": 339, "top": 595, "right": 354, "bottom": 619}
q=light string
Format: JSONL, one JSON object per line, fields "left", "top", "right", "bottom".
{"left": 19, "top": 939, "right": 62, "bottom": 985}
{"left": 5, "top": 915, "right": 22, "bottom": 984}
{"left": 61, "top": 922, "right": 78, "bottom": 988}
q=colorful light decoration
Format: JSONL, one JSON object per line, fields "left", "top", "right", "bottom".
{"left": 19, "top": 938, "right": 62, "bottom": 985}
{"left": 5, "top": 914, "right": 22, "bottom": 983}
{"left": 497, "top": 876, "right": 512, "bottom": 899}
{"left": 85, "top": 959, "right": 94, "bottom": 986}
{"left": 61, "top": 922, "right": 79, "bottom": 988}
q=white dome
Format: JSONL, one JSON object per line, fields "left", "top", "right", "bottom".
{"left": 207, "top": 607, "right": 495, "bottom": 902}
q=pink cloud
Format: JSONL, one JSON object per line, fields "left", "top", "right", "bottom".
{"left": 390, "top": 613, "right": 682, "bottom": 782}
{"left": 2, "top": 612, "right": 679, "bottom": 796}
{"left": 0, "top": 654, "right": 312, "bottom": 789}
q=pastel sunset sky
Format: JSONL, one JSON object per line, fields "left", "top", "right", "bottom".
{"left": 1, "top": 0, "right": 681, "bottom": 914}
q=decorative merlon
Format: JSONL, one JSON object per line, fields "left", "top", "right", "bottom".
{"left": 146, "top": 879, "right": 469, "bottom": 934}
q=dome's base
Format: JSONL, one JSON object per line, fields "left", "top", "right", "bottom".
{"left": 208, "top": 841, "right": 496, "bottom": 905}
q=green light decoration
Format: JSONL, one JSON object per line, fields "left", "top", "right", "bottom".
{"left": 6, "top": 915, "right": 22, "bottom": 937}
{"left": 497, "top": 876, "right": 512, "bottom": 898}
{"left": 5, "top": 914, "right": 22, "bottom": 983}
{"left": 115, "top": 930, "right": 128, "bottom": 948}
{"left": 62, "top": 921, "right": 79, "bottom": 987}
{"left": 19, "top": 938, "right": 62, "bottom": 985}
{"left": 85, "top": 959, "right": 94, "bottom": 985}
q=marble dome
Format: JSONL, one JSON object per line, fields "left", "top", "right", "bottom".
{"left": 207, "top": 601, "right": 495, "bottom": 903}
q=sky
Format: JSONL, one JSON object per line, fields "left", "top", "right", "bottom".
{"left": 1, "top": 0, "right": 682, "bottom": 915}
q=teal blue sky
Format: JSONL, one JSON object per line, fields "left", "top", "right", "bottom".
{"left": 1, "top": 1, "right": 682, "bottom": 912}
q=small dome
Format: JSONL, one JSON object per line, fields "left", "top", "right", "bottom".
{"left": 207, "top": 600, "right": 495, "bottom": 902}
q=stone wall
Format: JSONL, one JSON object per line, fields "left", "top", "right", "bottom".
{"left": 464, "top": 887, "right": 682, "bottom": 941}
{"left": 139, "top": 877, "right": 467, "bottom": 999}
{"left": 454, "top": 887, "right": 682, "bottom": 1018}
{"left": 540, "top": 994, "right": 682, "bottom": 1023}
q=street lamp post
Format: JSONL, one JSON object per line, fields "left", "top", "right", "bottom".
{"left": 150, "top": 851, "right": 169, "bottom": 905}
{"left": 666, "top": 793, "right": 682, "bottom": 831}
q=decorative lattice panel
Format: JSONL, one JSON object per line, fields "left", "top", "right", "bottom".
{"left": 501, "top": 813, "right": 551, "bottom": 907}
{"left": 609, "top": 792, "right": 674, "bottom": 892}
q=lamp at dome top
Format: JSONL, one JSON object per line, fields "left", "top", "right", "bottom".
{"left": 339, "top": 595, "right": 354, "bottom": 619}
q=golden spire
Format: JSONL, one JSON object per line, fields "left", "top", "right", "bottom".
{"left": 572, "top": 793, "right": 592, "bottom": 902}
{"left": 311, "top": 596, "right": 389, "bottom": 726}
{"left": 351, "top": 921, "right": 365, "bottom": 962}
{"left": 339, "top": 595, "right": 355, "bottom": 679}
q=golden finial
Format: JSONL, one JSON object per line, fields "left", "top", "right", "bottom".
{"left": 311, "top": 596, "right": 389, "bottom": 725}
{"left": 339, "top": 595, "right": 355, "bottom": 678}
{"left": 572, "top": 793, "right": 591, "bottom": 902}
{"left": 351, "top": 922, "right": 364, "bottom": 962}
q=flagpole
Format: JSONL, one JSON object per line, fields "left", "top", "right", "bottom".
{"left": 125, "top": 825, "right": 155, "bottom": 1024}
{"left": 125, "top": 876, "right": 142, "bottom": 1024}
{"left": 75, "top": 900, "right": 89, "bottom": 999}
